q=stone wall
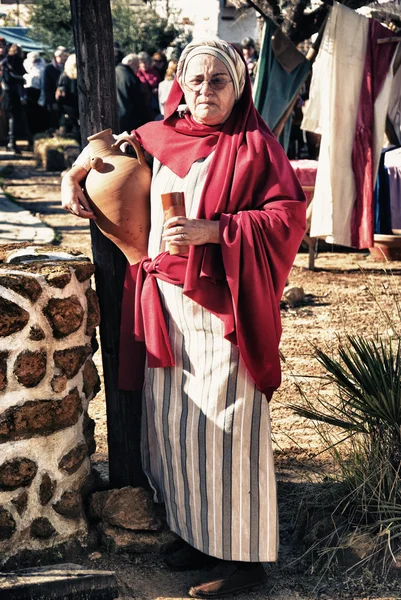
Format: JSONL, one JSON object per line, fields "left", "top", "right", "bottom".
{"left": 0, "top": 244, "right": 100, "bottom": 566}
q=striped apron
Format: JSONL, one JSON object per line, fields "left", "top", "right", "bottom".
{"left": 140, "top": 156, "right": 278, "bottom": 562}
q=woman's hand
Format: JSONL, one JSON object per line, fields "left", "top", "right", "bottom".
{"left": 162, "top": 216, "right": 220, "bottom": 246}
{"left": 61, "top": 166, "right": 96, "bottom": 220}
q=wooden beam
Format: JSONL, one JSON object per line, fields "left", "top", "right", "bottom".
{"left": 0, "top": 563, "right": 118, "bottom": 600}
{"left": 69, "top": 0, "right": 147, "bottom": 488}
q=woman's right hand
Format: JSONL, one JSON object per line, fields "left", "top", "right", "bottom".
{"left": 61, "top": 165, "right": 96, "bottom": 220}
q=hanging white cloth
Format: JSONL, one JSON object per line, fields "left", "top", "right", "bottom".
{"left": 301, "top": 1, "right": 369, "bottom": 246}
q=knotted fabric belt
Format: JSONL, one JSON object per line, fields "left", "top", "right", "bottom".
{"left": 118, "top": 252, "right": 187, "bottom": 390}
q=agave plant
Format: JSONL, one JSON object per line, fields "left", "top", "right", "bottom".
{"left": 289, "top": 334, "right": 401, "bottom": 573}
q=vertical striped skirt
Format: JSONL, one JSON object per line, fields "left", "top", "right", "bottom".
{"left": 141, "top": 280, "right": 278, "bottom": 562}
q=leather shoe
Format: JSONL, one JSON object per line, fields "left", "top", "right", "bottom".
{"left": 188, "top": 561, "right": 267, "bottom": 598}
{"left": 164, "top": 543, "right": 218, "bottom": 571}
{"left": 160, "top": 536, "right": 187, "bottom": 555}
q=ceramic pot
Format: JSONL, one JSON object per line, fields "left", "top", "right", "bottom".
{"left": 369, "top": 234, "right": 401, "bottom": 261}
{"left": 84, "top": 128, "right": 152, "bottom": 265}
{"left": 161, "top": 192, "right": 189, "bottom": 255}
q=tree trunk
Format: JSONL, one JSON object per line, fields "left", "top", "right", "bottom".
{"left": 70, "top": 0, "right": 146, "bottom": 488}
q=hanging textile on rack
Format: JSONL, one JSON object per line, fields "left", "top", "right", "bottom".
{"left": 253, "top": 18, "right": 310, "bottom": 151}
{"left": 301, "top": 1, "right": 370, "bottom": 247}
{"left": 374, "top": 146, "right": 396, "bottom": 235}
{"left": 351, "top": 21, "right": 398, "bottom": 248}
{"left": 384, "top": 147, "right": 401, "bottom": 231}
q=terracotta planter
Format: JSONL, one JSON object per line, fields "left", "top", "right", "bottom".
{"left": 161, "top": 192, "right": 189, "bottom": 256}
{"left": 84, "top": 129, "right": 152, "bottom": 265}
{"left": 369, "top": 234, "right": 401, "bottom": 261}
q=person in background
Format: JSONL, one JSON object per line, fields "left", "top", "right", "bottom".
{"left": 1, "top": 44, "right": 32, "bottom": 153}
{"left": 115, "top": 53, "right": 153, "bottom": 133}
{"left": 114, "top": 41, "right": 124, "bottom": 66}
{"left": 56, "top": 53, "right": 80, "bottom": 141}
{"left": 152, "top": 50, "right": 168, "bottom": 80}
{"left": 61, "top": 37, "right": 306, "bottom": 598}
{"left": 137, "top": 51, "right": 162, "bottom": 118}
{"left": 23, "top": 52, "right": 47, "bottom": 136}
{"left": 0, "top": 38, "right": 8, "bottom": 66}
{"left": 158, "top": 58, "right": 177, "bottom": 116}
{"left": 240, "top": 37, "right": 258, "bottom": 84}
{"left": 39, "top": 46, "right": 69, "bottom": 131}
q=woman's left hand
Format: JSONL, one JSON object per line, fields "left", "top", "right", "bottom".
{"left": 162, "top": 216, "right": 220, "bottom": 246}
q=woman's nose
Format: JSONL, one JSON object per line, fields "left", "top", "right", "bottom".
{"left": 199, "top": 80, "right": 213, "bottom": 93}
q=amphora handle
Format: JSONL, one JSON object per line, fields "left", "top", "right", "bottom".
{"left": 111, "top": 135, "right": 149, "bottom": 169}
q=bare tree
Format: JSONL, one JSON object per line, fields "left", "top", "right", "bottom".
{"left": 231, "top": 0, "right": 396, "bottom": 45}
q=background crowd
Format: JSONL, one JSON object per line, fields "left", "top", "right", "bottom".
{"left": 0, "top": 36, "right": 263, "bottom": 155}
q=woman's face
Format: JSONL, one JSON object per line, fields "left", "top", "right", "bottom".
{"left": 183, "top": 55, "right": 235, "bottom": 126}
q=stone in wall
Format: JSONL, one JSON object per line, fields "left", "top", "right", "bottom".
{"left": 91, "top": 334, "right": 99, "bottom": 354}
{"left": 0, "top": 274, "right": 42, "bottom": 302}
{"left": 43, "top": 296, "right": 84, "bottom": 339}
{"left": 53, "top": 491, "right": 83, "bottom": 519}
{"left": 28, "top": 325, "right": 45, "bottom": 341}
{"left": 0, "top": 388, "right": 82, "bottom": 442}
{"left": 13, "top": 350, "right": 47, "bottom": 387}
{"left": 51, "top": 374, "right": 67, "bottom": 393}
{"left": 11, "top": 490, "right": 28, "bottom": 516}
{"left": 45, "top": 268, "right": 72, "bottom": 289}
{"left": 88, "top": 489, "right": 108, "bottom": 522}
{"left": 53, "top": 346, "right": 93, "bottom": 381}
{"left": 0, "top": 297, "right": 29, "bottom": 336}
{"left": 73, "top": 262, "right": 96, "bottom": 283}
{"left": 0, "top": 352, "right": 8, "bottom": 391}
{"left": 85, "top": 288, "right": 100, "bottom": 337}
{"left": 39, "top": 473, "right": 56, "bottom": 506}
{"left": 30, "top": 517, "right": 56, "bottom": 539}
{"left": 82, "top": 359, "right": 100, "bottom": 399}
{"left": 81, "top": 471, "right": 96, "bottom": 498}
{"left": 83, "top": 413, "right": 96, "bottom": 456}
{"left": 0, "top": 458, "right": 37, "bottom": 490}
{"left": 0, "top": 507, "right": 16, "bottom": 540}
{"left": 59, "top": 442, "right": 88, "bottom": 475}
{"left": 54, "top": 346, "right": 92, "bottom": 380}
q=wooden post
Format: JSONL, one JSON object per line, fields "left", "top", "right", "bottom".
{"left": 70, "top": 0, "right": 146, "bottom": 488}
{"left": 0, "top": 565, "right": 118, "bottom": 600}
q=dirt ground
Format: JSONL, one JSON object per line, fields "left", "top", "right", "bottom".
{"left": 2, "top": 153, "right": 401, "bottom": 600}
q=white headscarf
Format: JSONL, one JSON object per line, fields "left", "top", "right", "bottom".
{"left": 177, "top": 38, "right": 246, "bottom": 101}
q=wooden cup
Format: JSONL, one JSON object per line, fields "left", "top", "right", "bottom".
{"left": 161, "top": 192, "right": 189, "bottom": 255}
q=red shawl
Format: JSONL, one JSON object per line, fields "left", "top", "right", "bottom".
{"left": 120, "top": 69, "right": 306, "bottom": 399}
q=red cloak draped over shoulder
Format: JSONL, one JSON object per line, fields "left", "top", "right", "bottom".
{"left": 120, "top": 67, "right": 306, "bottom": 399}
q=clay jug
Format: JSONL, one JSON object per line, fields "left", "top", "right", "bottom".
{"left": 84, "top": 128, "right": 152, "bottom": 265}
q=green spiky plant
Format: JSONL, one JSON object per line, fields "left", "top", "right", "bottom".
{"left": 289, "top": 290, "right": 401, "bottom": 576}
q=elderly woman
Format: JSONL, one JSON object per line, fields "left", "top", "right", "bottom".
{"left": 61, "top": 38, "right": 306, "bottom": 598}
